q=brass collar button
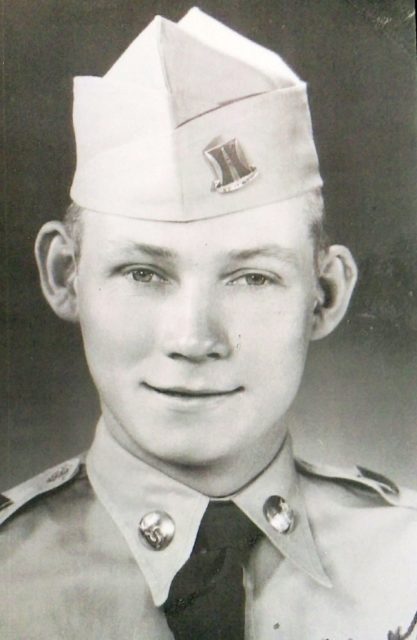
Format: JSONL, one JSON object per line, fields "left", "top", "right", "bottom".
{"left": 139, "top": 511, "right": 175, "bottom": 550}
{"left": 263, "top": 496, "right": 295, "bottom": 534}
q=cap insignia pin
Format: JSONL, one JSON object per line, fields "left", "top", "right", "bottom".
{"left": 204, "top": 138, "right": 258, "bottom": 194}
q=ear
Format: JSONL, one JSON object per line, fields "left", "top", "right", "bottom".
{"left": 311, "top": 244, "right": 357, "bottom": 341}
{"left": 34, "top": 221, "right": 79, "bottom": 322}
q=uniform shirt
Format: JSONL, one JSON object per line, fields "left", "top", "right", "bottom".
{"left": 0, "top": 418, "right": 416, "bottom": 639}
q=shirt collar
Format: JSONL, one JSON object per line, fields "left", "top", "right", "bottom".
{"left": 86, "top": 418, "right": 331, "bottom": 606}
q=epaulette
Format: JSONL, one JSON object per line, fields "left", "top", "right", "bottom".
{"left": 295, "top": 457, "right": 417, "bottom": 510}
{"left": 0, "top": 454, "right": 86, "bottom": 526}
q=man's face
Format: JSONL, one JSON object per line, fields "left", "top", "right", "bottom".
{"left": 75, "top": 197, "right": 318, "bottom": 471}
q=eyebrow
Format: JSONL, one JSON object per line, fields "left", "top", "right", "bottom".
{"left": 110, "top": 242, "right": 178, "bottom": 260}
{"left": 227, "top": 244, "right": 299, "bottom": 265}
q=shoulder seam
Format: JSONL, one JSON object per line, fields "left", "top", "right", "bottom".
{"left": 295, "top": 457, "right": 417, "bottom": 510}
{"left": 0, "top": 454, "right": 87, "bottom": 526}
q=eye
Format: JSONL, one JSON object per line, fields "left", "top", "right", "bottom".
{"left": 127, "top": 268, "right": 166, "bottom": 284}
{"left": 242, "top": 273, "right": 269, "bottom": 286}
{"left": 229, "top": 272, "right": 275, "bottom": 286}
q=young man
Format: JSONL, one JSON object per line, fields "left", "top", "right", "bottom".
{"left": 1, "top": 8, "right": 416, "bottom": 639}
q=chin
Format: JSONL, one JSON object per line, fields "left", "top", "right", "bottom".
{"left": 147, "top": 434, "right": 237, "bottom": 469}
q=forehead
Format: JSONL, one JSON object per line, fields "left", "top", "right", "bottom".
{"left": 80, "top": 196, "right": 315, "bottom": 261}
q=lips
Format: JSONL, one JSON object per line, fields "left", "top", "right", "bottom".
{"left": 142, "top": 382, "right": 243, "bottom": 399}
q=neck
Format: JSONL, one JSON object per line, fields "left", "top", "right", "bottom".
{"left": 101, "top": 410, "right": 287, "bottom": 497}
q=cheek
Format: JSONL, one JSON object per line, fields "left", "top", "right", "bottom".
{"left": 76, "top": 284, "right": 156, "bottom": 372}
{"left": 233, "top": 292, "right": 312, "bottom": 380}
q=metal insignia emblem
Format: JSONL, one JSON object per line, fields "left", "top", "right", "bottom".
{"left": 204, "top": 138, "right": 258, "bottom": 193}
{"left": 138, "top": 511, "right": 175, "bottom": 550}
{"left": 263, "top": 495, "right": 295, "bottom": 534}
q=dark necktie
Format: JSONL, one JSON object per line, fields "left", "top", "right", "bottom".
{"left": 164, "top": 501, "right": 263, "bottom": 640}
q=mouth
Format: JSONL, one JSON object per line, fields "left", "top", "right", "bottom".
{"left": 142, "top": 382, "right": 243, "bottom": 400}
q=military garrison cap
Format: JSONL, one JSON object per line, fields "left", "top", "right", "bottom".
{"left": 70, "top": 8, "right": 322, "bottom": 221}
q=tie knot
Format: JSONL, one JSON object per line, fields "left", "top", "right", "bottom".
{"left": 194, "top": 501, "right": 262, "bottom": 557}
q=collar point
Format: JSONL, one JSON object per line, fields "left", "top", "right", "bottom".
{"left": 313, "top": 571, "right": 333, "bottom": 590}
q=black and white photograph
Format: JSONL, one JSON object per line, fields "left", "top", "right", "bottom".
{"left": 1, "top": 1, "right": 417, "bottom": 637}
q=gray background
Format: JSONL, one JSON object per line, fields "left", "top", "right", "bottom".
{"left": 1, "top": 0, "right": 417, "bottom": 490}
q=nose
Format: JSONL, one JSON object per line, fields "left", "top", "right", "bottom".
{"left": 160, "top": 285, "right": 232, "bottom": 363}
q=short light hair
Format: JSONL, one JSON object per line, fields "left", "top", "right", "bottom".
{"left": 63, "top": 201, "right": 84, "bottom": 260}
{"left": 304, "top": 188, "right": 329, "bottom": 266}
